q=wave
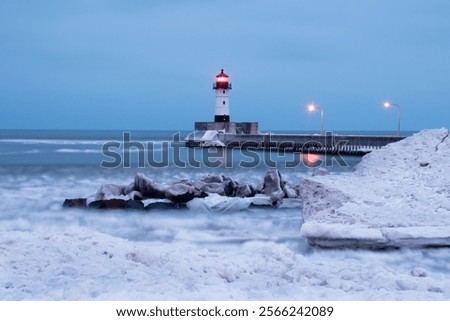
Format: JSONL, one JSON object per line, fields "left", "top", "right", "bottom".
{"left": 0, "top": 139, "right": 172, "bottom": 145}
{"left": 0, "top": 149, "right": 42, "bottom": 155}
{"left": 0, "top": 139, "right": 110, "bottom": 145}
{"left": 55, "top": 149, "right": 103, "bottom": 153}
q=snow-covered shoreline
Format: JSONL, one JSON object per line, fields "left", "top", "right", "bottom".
{"left": 300, "top": 128, "right": 450, "bottom": 248}
{"left": 2, "top": 229, "right": 450, "bottom": 300}
{"left": 2, "top": 129, "right": 450, "bottom": 300}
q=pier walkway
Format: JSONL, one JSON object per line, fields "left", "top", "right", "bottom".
{"left": 185, "top": 132, "right": 406, "bottom": 155}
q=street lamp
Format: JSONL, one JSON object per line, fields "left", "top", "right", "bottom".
{"left": 383, "top": 101, "right": 401, "bottom": 137}
{"left": 307, "top": 103, "right": 324, "bottom": 135}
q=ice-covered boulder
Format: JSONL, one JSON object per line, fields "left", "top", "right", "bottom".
{"left": 194, "top": 181, "right": 224, "bottom": 194}
{"left": 200, "top": 175, "right": 224, "bottom": 184}
{"left": 63, "top": 198, "right": 87, "bottom": 208}
{"left": 88, "top": 199, "right": 128, "bottom": 209}
{"left": 145, "top": 201, "right": 187, "bottom": 210}
{"left": 88, "top": 199, "right": 145, "bottom": 210}
{"left": 123, "top": 182, "right": 144, "bottom": 200}
{"left": 127, "top": 190, "right": 143, "bottom": 201}
{"left": 283, "top": 185, "right": 298, "bottom": 198}
{"left": 165, "top": 183, "right": 197, "bottom": 204}
{"left": 65, "top": 169, "right": 302, "bottom": 211}
{"left": 95, "top": 184, "right": 126, "bottom": 200}
{"left": 235, "top": 184, "right": 256, "bottom": 198}
{"left": 262, "top": 170, "right": 284, "bottom": 194}
{"left": 261, "top": 170, "right": 285, "bottom": 202}
{"left": 125, "top": 199, "right": 145, "bottom": 210}
{"left": 133, "top": 173, "right": 166, "bottom": 199}
{"left": 223, "top": 178, "right": 237, "bottom": 197}
{"left": 193, "top": 178, "right": 237, "bottom": 197}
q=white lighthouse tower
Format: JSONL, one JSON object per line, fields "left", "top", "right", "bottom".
{"left": 213, "top": 69, "right": 232, "bottom": 122}
{"left": 191, "top": 69, "right": 259, "bottom": 137}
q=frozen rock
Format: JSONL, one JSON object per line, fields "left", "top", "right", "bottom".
{"left": 261, "top": 170, "right": 285, "bottom": 201}
{"left": 200, "top": 175, "right": 223, "bottom": 184}
{"left": 235, "top": 184, "right": 256, "bottom": 198}
{"left": 145, "top": 202, "right": 187, "bottom": 210}
{"left": 223, "top": 178, "right": 237, "bottom": 197}
{"left": 195, "top": 182, "right": 225, "bottom": 194}
{"left": 127, "top": 190, "right": 143, "bottom": 201}
{"left": 95, "top": 184, "right": 126, "bottom": 201}
{"left": 262, "top": 169, "right": 284, "bottom": 194}
{"left": 63, "top": 198, "right": 87, "bottom": 208}
{"left": 269, "top": 190, "right": 285, "bottom": 203}
{"left": 133, "top": 173, "right": 166, "bottom": 199}
{"left": 66, "top": 168, "right": 318, "bottom": 212}
{"left": 170, "top": 178, "right": 193, "bottom": 186}
{"left": 193, "top": 179, "right": 236, "bottom": 197}
{"left": 283, "top": 185, "right": 298, "bottom": 198}
{"left": 88, "top": 199, "right": 127, "bottom": 209}
{"left": 125, "top": 199, "right": 145, "bottom": 210}
{"left": 124, "top": 182, "right": 135, "bottom": 195}
{"left": 165, "top": 183, "right": 197, "bottom": 203}
{"left": 88, "top": 199, "right": 145, "bottom": 210}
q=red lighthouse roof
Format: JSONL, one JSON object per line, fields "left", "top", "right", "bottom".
{"left": 213, "top": 68, "right": 232, "bottom": 90}
{"left": 216, "top": 69, "right": 229, "bottom": 79}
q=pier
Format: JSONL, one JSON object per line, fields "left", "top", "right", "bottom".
{"left": 185, "top": 132, "right": 406, "bottom": 155}
{"left": 189, "top": 69, "right": 407, "bottom": 155}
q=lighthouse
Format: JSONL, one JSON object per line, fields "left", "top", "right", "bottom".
{"left": 192, "top": 68, "right": 259, "bottom": 136}
{"left": 213, "top": 69, "right": 232, "bottom": 122}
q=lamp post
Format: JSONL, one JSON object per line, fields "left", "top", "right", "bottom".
{"left": 383, "top": 101, "right": 401, "bottom": 137}
{"left": 307, "top": 103, "right": 324, "bottom": 135}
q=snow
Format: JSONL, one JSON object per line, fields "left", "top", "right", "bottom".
{"left": 2, "top": 229, "right": 450, "bottom": 300}
{"left": 300, "top": 128, "right": 450, "bottom": 248}
{"left": 1, "top": 129, "right": 450, "bottom": 300}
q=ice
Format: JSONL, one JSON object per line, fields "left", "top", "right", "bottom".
{"left": 1, "top": 129, "right": 450, "bottom": 300}
{"left": 300, "top": 128, "right": 450, "bottom": 248}
{"left": 1, "top": 230, "right": 450, "bottom": 300}
{"left": 187, "top": 194, "right": 252, "bottom": 212}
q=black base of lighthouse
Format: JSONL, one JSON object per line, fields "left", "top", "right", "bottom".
{"left": 214, "top": 115, "right": 230, "bottom": 122}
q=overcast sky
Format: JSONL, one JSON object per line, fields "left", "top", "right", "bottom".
{"left": 1, "top": 0, "right": 449, "bottom": 131}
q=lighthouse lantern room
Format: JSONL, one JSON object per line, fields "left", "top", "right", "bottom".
{"left": 213, "top": 69, "right": 232, "bottom": 122}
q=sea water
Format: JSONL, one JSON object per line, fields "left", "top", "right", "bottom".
{"left": 0, "top": 129, "right": 360, "bottom": 250}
